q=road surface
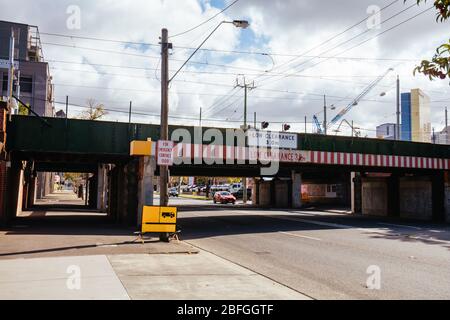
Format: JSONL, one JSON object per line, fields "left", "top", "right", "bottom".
{"left": 173, "top": 197, "right": 450, "bottom": 300}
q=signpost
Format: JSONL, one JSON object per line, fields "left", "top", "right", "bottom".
{"left": 157, "top": 140, "right": 174, "bottom": 166}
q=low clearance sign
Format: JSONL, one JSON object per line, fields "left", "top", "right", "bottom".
{"left": 247, "top": 130, "right": 298, "bottom": 149}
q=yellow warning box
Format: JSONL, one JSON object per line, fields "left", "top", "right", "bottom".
{"left": 142, "top": 206, "right": 177, "bottom": 233}
{"left": 130, "top": 140, "right": 152, "bottom": 156}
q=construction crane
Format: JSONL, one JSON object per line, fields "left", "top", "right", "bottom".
{"left": 313, "top": 67, "right": 394, "bottom": 134}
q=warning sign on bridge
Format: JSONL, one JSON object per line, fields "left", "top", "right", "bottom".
{"left": 157, "top": 140, "right": 174, "bottom": 166}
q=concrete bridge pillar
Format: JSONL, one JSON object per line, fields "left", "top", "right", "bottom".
{"left": 361, "top": 176, "right": 389, "bottom": 217}
{"left": 431, "top": 172, "right": 445, "bottom": 223}
{"left": 274, "top": 180, "right": 289, "bottom": 208}
{"left": 137, "top": 156, "right": 156, "bottom": 227}
{"left": 258, "top": 180, "right": 272, "bottom": 208}
{"left": 291, "top": 172, "right": 302, "bottom": 209}
{"left": 351, "top": 172, "right": 362, "bottom": 215}
{"left": 445, "top": 172, "right": 450, "bottom": 223}
{"left": 251, "top": 178, "right": 260, "bottom": 206}
{"left": 399, "top": 176, "right": 433, "bottom": 221}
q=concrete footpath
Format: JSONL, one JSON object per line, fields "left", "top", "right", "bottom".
{"left": 0, "top": 249, "right": 309, "bottom": 300}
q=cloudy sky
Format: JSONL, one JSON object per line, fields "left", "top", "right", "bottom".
{"left": 1, "top": 0, "right": 449, "bottom": 137}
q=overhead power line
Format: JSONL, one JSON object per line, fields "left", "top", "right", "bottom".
{"left": 170, "top": 0, "right": 241, "bottom": 38}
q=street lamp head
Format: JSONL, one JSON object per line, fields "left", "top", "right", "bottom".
{"left": 232, "top": 20, "right": 250, "bottom": 29}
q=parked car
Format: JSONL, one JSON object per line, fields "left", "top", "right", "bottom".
{"left": 169, "top": 188, "right": 179, "bottom": 197}
{"left": 213, "top": 191, "right": 236, "bottom": 204}
{"left": 232, "top": 188, "right": 252, "bottom": 199}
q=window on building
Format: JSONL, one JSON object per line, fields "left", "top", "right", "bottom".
{"left": 1, "top": 74, "right": 32, "bottom": 93}
{"left": 20, "top": 76, "right": 32, "bottom": 93}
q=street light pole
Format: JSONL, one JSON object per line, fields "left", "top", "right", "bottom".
{"left": 159, "top": 21, "right": 248, "bottom": 208}
{"left": 236, "top": 77, "right": 255, "bottom": 205}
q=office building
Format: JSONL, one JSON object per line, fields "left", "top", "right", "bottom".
{"left": 376, "top": 123, "right": 397, "bottom": 140}
{"left": 401, "top": 89, "right": 431, "bottom": 143}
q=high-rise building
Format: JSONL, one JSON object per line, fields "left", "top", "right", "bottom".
{"left": 0, "top": 20, "right": 54, "bottom": 117}
{"left": 376, "top": 123, "right": 397, "bottom": 140}
{"left": 401, "top": 88, "right": 431, "bottom": 143}
{"left": 436, "top": 126, "right": 450, "bottom": 145}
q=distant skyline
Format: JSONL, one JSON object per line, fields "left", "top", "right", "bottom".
{"left": 1, "top": 0, "right": 449, "bottom": 136}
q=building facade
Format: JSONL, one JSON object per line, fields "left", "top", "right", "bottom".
{"left": 0, "top": 20, "right": 55, "bottom": 209}
{"left": 0, "top": 20, "right": 54, "bottom": 117}
{"left": 376, "top": 123, "right": 397, "bottom": 140}
{"left": 436, "top": 126, "right": 450, "bottom": 145}
{"left": 401, "top": 89, "right": 431, "bottom": 143}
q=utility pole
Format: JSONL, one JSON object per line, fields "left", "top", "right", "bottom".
{"left": 446, "top": 107, "right": 448, "bottom": 144}
{"left": 65, "top": 96, "right": 69, "bottom": 118}
{"left": 254, "top": 112, "right": 256, "bottom": 129}
{"left": 199, "top": 107, "right": 202, "bottom": 127}
{"left": 323, "top": 95, "right": 327, "bottom": 135}
{"left": 236, "top": 77, "right": 255, "bottom": 205}
{"left": 305, "top": 116, "right": 307, "bottom": 133}
{"left": 160, "top": 28, "right": 170, "bottom": 208}
{"left": 129, "top": 101, "right": 132, "bottom": 123}
{"left": 7, "top": 29, "right": 15, "bottom": 120}
{"left": 396, "top": 75, "right": 401, "bottom": 141}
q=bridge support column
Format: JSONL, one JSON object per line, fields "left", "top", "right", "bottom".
{"left": 137, "top": 156, "right": 156, "bottom": 227}
{"left": 291, "top": 172, "right": 302, "bottom": 209}
{"left": 258, "top": 180, "right": 272, "bottom": 208}
{"left": 351, "top": 172, "right": 362, "bottom": 214}
{"left": 5, "top": 160, "right": 22, "bottom": 222}
{"left": 399, "top": 175, "right": 433, "bottom": 221}
{"left": 388, "top": 173, "right": 400, "bottom": 218}
{"left": 274, "top": 179, "right": 289, "bottom": 208}
{"left": 251, "top": 178, "right": 260, "bottom": 206}
{"left": 432, "top": 172, "right": 445, "bottom": 223}
{"left": 361, "top": 176, "right": 389, "bottom": 217}
{"left": 445, "top": 172, "right": 450, "bottom": 223}
{"left": 97, "top": 164, "right": 109, "bottom": 212}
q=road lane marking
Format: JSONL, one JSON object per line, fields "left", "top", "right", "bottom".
{"left": 278, "top": 232, "right": 322, "bottom": 241}
{"left": 266, "top": 215, "right": 372, "bottom": 232}
{"left": 377, "top": 223, "right": 422, "bottom": 230}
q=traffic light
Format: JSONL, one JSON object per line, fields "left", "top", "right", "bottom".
{"left": 261, "top": 121, "right": 269, "bottom": 129}
{"left": 283, "top": 124, "right": 291, "bottom": 131}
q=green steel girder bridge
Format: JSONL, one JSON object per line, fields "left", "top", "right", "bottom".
{"left": 2, "top": 115, "right": 449, "bottom": 226}
{"left": 6, "top": 115, "right": 450, "bottom": 173}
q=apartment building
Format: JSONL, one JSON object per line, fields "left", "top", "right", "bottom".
{"left": 0, "top": 20, "right": 54, "bottom": 116}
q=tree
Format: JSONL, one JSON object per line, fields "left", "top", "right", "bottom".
{"left": 80, "top": 99, "right": 107, "bottom": 120}
{"left": 410, "top": 0, "right": 450, "bottom": 81}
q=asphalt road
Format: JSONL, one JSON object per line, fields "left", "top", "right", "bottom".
{"left": 174, "top": 197, "right": 450, "bottom": 300}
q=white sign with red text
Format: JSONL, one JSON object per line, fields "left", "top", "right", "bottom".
{"left": 157, "top": 140, "right": 174, "bottom": 166}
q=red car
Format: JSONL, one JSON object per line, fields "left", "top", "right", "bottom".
{"left": 213, "top": 191, "right": 236, "bottom": 204}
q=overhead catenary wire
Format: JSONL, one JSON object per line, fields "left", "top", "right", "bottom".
{"left": 169, "top": 0, "right": 241, "bottom": 38}
{"left": 256, "top": 2, "right": 421, "bottom": 88}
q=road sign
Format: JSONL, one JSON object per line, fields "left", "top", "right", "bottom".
{"left": 247, "top": 130, "right": 297, "bottom": 149}
{"left": 141, "top": 206, "right": 177, "bottom": 233}
{"left": 157, "top": 140, "right": 174, "bottom": 166}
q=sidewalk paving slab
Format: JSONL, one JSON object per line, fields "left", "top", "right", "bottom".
{"left": 0, "top": 255, "right": 130, "bottom": 300}
{"left": 108, "top": 251, "right": 310, "bottom": 300}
